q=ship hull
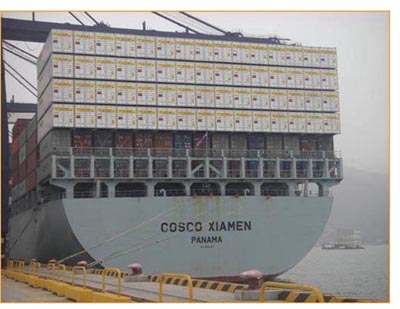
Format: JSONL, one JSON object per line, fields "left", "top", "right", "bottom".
{"left": 9, "top": 196, "right": 333, "bottom": 279}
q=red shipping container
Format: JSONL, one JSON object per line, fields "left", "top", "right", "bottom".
{"left": 11, "top": 155, "right": 19, "bottom": 172}
{"left": 115, "top": 131, "right": 133, "bottom": 148}
{"left": 11, "top": 138, "right": 19, "bottom": 155}
{"left": 27, "top": 131, "right": 37, "bottom": 155}
{"left": 72, "top": 130, "right": 93, "bottom": 148}
{"left": 11, "top": 170, "right": 18, "bottom": 187}
{"left": 27, "top": 151, "right": 37, "bottom": 174}
{"left": 134, "top": 132, "right": 153, "bottom": 149}
{"left": 12, "top": 118, "right": 30, "bottom": 138}
{"left": 26, "top": 172, "right": 36, "bottom": 192}
{"left": 154, "top": 132, "right": 173, "bottom": 156}
{"left": 18, "top": 160, "right": 27, "bottom": 181}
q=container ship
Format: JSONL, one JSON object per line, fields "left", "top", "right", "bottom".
{"left": 7, "top": 24, "right": 343, "bottom": 282}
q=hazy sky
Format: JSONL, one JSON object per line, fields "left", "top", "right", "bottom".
{"left": 3, "top": 12, "right": 389, "bottom": 174}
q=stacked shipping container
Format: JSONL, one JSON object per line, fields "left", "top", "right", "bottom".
{"left": 27, "top": 28, "right": 340, "bottom": 187}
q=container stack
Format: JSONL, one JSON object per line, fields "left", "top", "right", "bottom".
{"left": 31, "top": 28, "right": 340, "bottom": 184}
{"left": 10, "top": 117, "right": 37, "bottom": 201}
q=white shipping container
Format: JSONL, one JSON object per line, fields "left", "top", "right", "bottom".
{"left": 319, "top": 48, "right": 329, "bottom": 68}
{"left": 286, "top": 68, "right": 297, "bottom": 88}
{"left": 215, "top": 87, "right": 234, "bottom": 108}
{"left": 293, "top": 47, "right": 304, "bottom": 67}
{"left": 311, "top": 47, "right": 322, "bottom": 68}
{"left": 269, "top": 68, "right": 286, "bottom": 88}
{"left": 303, "top": 69, "right": 313, "bottom": 89}
{"left": 116, "top": 82, "right": 137, "bottom": 105}
{"left": 194, "top": 40, "right": 214, "bottom": 61}
{"left": 38, "top": 79, "right": 74, "bottom": 119}
{"left": 233, "top": 88, "right": 252, "bottom": 109}
{"left": 240, "top": 43, "right": 251, "bottom": 63}
{"left": 285, "top": 45, "right": 297, "bottom": 66}
{"left": 323, "top": 113, "right": 340, "bottom": 134}
{"left": 322, "top": 92, "right": 339, "bottom": 112}
{"left": 270, "top": 90, "right": 288, "bottom": 110}
{"left": 74, "top": 31, "right": 95, "bottom": 54}
{"left": 176, "top": 62, "right": 195, "bottom": 83}
{"left": 271, "top": 112, "right": 288, "bottom": 133}
{"left": 249, "top": 44, "right": 260, "bottom": 64}
{"left": 268, "top": 46, "right": 282, "bottom": 65}
{"left": 37, "top": 104, "right": 74, "bottom": 142}
{"left": 231, "top": 43, "right": 242, "bottom": 63}
{"left": 96, "top": 106, "right": 117, "bottom": 129}
{"left": 196, "top": 109, "right": 215, "bottom": 131}
{"left": 156, "top": 61, "right": 176, "bottom": 82}
{"left": 135, "top": 36, "right": 156, "bottom": 58}
{"left": 306, "top": 113, "right": 323, "bottom": 133}
{"left": 75, "top": 105, "right": 96, "bottom": 128}
{"left": 288, "top": 112, "right": 306, "bottom": 133}
{"left": 304, "top": 91, "right": 322, "bottom": 111}
{"left": 250, "top": 66, "right": 269, "bottom": 87}
{"left": 177, "top": 108, "right": 196, "bottom": 130}
{"left": 75, "top": 80, "right": 95, "bottom": 103}
{"left": 157, "top": 85, "right": 176, "bottom": 106}
{"left": 321, "top": 70, "right": 338, "bottom": 90}
{"left": 327, "top": 48, "right": 337, "bottom": 68}
{"left": 302, "top": 47, "right": 314, "bottom": 67}
{"left": 232, "top": 65, "right": 251, "bottom": 86}
{"left": 137, "top": 84, "right": 156, "bottom": 106}
{"left": 115, "top": 34, "right": 136, "bottom": 57}
{"left": 195, "top": 63, "right": 214, "bottom": 84}
{"left": 38, "top": 54, "right": 74, "bottom": 95}
{"left": 252, "top": 111, "right": 271, "bottom": 132}
{"left": 157, "top": 108, "right": 177, "bottom": 130}
{"left": 259, "top": 45, "right": 269, "bottom": 65}
{"left": 196, "top": 86, "right": 215, "bottom": 108}
{"left": 176, "top": 86, "right": 196, "bottom": 107}
{"left": 117, "top": 106, "right": 137, "bottom": 129}
{"left": 95, "top": 57, "right": 116, "bottom": 79}
{"left": 74, "top": 55, "right": 95, "bottom": 79}
{"left": 234, "top": 110, "right": 253, "bottom": 132}
{"left": 38, "top": 29, "right": 73, "bottom": 74}
{"left": 175, "top": 39, "right": 195, "bottom": 60}
{"left": 213, "top": 41, "right": 232, "bottom": 63}
{"left": 311, "top": 69, "right": 321, "bottom": 89}
{"left": 96, "top": 81, "right": 116, "bottom": 104}
{"left": 116, "top": 58, "right": 136, "bottom": 81}
{"left": 214, "top": 64, "right": 232, "bottom": 85}
{"left": 215, "top": 110, "right": 234, "bottom": 131}
{"left": 251, "top": 88, "right": 270, "bottom": 110}
{"left": 156, "top": 38, "right": 175, "bottom": 59}
{"left": 95, "top": 33, "right": 115, "bottom": 55}
{"left": 136, "top": 60, "right": 156, "bottom": 81}
{"left": 287, "top": 90, "right": 305, "bottom": 111}
{"left": 137, "top": 107, "right": 157, "bottom": 129}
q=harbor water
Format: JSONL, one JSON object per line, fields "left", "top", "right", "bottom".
{"left": 280, "top": 245, "right": 389, "bottom": 301}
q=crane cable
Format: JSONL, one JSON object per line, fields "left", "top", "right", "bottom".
{"left": 58, "top": 204, "right": 180, "bottom": 263}
{"left": 88, "top": 202, "right": 243, "bottom": 266}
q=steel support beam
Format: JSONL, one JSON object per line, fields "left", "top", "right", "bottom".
{"left": 1, "top": 17, "right": 283, "bottom": 44}
{"left": 6, "top": 102, "right": 37, "bottom": 113}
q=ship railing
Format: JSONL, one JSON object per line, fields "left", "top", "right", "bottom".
{"left": 67, "top": 188, "right": 302, "bottom": 198}
{"left": 52, "top": 147, "right": 341, "bottom": 160}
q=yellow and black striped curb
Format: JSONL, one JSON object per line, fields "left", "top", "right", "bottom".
{"left": 90, "top": 269, "right": 129, "bottom": 277}
{"left": 148, "top": 275, "right": 247, "bottom": 293}
{"left": 278, "top": 291, "right": 372, "bottom": 303}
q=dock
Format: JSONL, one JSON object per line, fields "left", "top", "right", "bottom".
{"left": 2, "top": 261, "right": 372, "bottom": 303}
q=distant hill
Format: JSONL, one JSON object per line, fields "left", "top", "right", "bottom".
{"left": 319, "top": 166, "right": 389, "bottom": 245}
